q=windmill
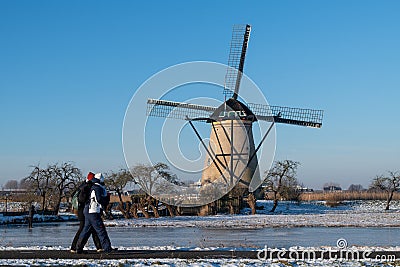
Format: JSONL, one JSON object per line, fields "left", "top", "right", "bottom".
{"left": 146, "top": 24, "right": 323, "bottom": 210}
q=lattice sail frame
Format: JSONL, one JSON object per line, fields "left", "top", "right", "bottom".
{"left": 248, "top": 103, "right": 323, "bottom": 128}
{"left": 146, "top": 99, "right": 215, "bottom": 121}
{"left": 223, "top": 24, "right": 251, "bottom": 98}
{"left": 146, "top": 98, "right": 323, "bottom": 128}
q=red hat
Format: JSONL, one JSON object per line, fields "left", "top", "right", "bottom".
{"left": 86, "top": 172, "right": 95, "bottom": 182}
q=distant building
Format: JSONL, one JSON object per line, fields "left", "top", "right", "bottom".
{"left": 122, "top": 189, "right": 146, "bottom": 196}
{"left": 296, "top": 185, "right": 314, "bottom": 192}
{"left": 0, "top": 188, "right": 27, "bottom": 196}
{"left": 323, "top": 185, "right": 342, "bottom": 192}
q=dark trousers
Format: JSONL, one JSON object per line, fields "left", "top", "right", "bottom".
{"left": 71, "top": 219, "right": 102, "bottom": 250}
{"left": 76, "top": 206, "right": 112, "bottom": 252}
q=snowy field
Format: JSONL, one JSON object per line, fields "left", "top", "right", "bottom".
{"left": 104, "top": 211, "right": 400, "bottom": 228}
{"left": 103, "top": 200, "right": 400, "bottom": 228}
{"left": 2, "top": 200, "right": 399, "bottom": 227}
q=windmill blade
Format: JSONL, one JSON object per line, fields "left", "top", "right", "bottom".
{"left": 223, "top": 24, "right": 251, "bottom": 99}
{"left": 248, "top": 103, "right": 324, "bottom": 128}
{"left": 147, "top": 98, "right": 216, "bottom": 121}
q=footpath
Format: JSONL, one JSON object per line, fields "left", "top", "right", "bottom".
{"left": 1, "top": 250, "right": 400, "bottom": 261}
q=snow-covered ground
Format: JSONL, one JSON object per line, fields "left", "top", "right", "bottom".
{"left": 102, "top": 212, "right": 400, "bottom": 228}
{"left": 1, "top": 244, "right": 400, "bottom": 266}
{"left": 0, "top": 212, "right": 76, "bottom": 224}
{"left": 1, "top": 258, "right": 399, "bottom": 267}
{"left": 1, "top": 201, "right": 400, "bottom": 266}
{"left": 1, "top": 200, "right": 400, "bottom": 227}
{"left": 252, "top": 200, "right": 400, "bottom": 214}
{"left": 101, "top": 200, "right": 400, "bottom": 228}
{"left": 1, "top": 245, "right": 400, "bottom": 267}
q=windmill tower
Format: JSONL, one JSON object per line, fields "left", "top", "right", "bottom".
{"left": 146, "top": 24, "right": 323, "bottom": 213}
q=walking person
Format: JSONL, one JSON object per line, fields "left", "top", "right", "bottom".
{"left": 28, "top": 204, "right": 35, "bottom": 229}
{"left": 70, "top": 172, "right": 102, "bottom": 253}
{"left": 76, "top": 173, "right": 114, "bottom": 253}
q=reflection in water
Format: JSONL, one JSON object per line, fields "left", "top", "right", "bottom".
{"left": 1, "top": 222, "right": 399, "bottom": 249}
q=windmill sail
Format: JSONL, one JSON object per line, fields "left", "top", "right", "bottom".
{"left": 224, "top": 24, "right": 251, "bottom": 99}
{"left": 248, "top": 103, "right": 324, "bottom": 128}
{"left": 147, "top": 98, "right": 215, "bottom": 121}
{"left": 147, "top": 98, "right": 323, "bottom": 128}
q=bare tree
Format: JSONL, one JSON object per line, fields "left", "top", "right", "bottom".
{"left": 18, "top": 178, "right": 39, "bottom": 206}
{"left": 348, "top": 184, "right": 364, "bottom": 192}
{"left": 19, "top": 178, "right": 32, "bottom": 190}
{"left": 26, "top": 164, "right": 54, "bottom": 212}
{"left": 246, "top": 192, "right": 256, "bottom": 215}
{"left": 263, "top": 160, "right": 300, "bottom": 212}
{"left": 25, "top": 162, "right": 82, "bottom": 213}
{"left": 51, "top": 162, "right": 82, "bottom": 214}
{"left": 131, "top": 162, "right": 177, "bottom": 195}
{"left": 130, "top": 162, "right": 181, "bottom": 217}
{"left": 370, "top": 171, "right": 400, "bottom": 210}
{"left": 104, "top": 168, "right": 135, "bottom": 219}
{"left": 3, "top": 180, "right": 18, "bottom": 189}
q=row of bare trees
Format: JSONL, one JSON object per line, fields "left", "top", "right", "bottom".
{"left": 4, "top": 161, "right": 182, "bottom": 217}
{"left": 262, "top": 160, "right": 400, "bottom": 212}
{"left": 22, "top": 162, "right": 82, "bottom": 213}
{"left": 5, "top": 159, "right": 400, "bottom": 215}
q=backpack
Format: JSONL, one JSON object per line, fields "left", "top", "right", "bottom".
{"left": 71, "top": 182, "right": 91, "bottom": 210}
{"left": 71, "top": 189, "right": 80, "bottom": 210}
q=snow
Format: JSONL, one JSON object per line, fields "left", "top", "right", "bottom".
{"left": 1, "top": 258, "right": 396, "bottom": 267}
{"left": 1, "top": 200, "right": 400, "bottom": 266}
{"left": 1, "top": 200, "right": 400, "bottom": 228}
{"left": 0, "top": 213, "right": 76, "bottom": 225}
{"left": 1, "top": 244, "right": 400, "bottom": 252}
{"left": 0, "top": 246, "right": 399, "bottom": 267}
{"left": 1, "top": 244, "right": 400, "bottom": 266}
{"left": 100, "top": 212, "right": 400, "bottom": 228}
{"left": 101, "top": 200, "right": 400, "bottom": 228}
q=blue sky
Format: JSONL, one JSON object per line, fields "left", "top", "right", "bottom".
{"left": 0, "top": 1, "right": 399, "bottom": 189}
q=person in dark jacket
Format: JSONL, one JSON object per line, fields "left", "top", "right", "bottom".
{"left": 76, "top": 173, "right": 114, "bottom": 253}
{"left": 28, "top": 204, "right": 35, "bottom": 229}
{"left": 70, "top": 172, "right": 102, "bottom": 253}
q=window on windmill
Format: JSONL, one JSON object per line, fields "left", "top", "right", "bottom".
{"left": 219, "top": 111, "right": 247, "bottom": 118}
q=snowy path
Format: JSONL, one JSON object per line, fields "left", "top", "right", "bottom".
{"left": 1, "top": 248, "right": 400, "bottom": 267}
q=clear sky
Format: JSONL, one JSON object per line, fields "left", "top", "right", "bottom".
{"left": 1, "top": 1, "right": 399, "bottom": 190}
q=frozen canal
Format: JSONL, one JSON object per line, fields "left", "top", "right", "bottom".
{"left": 1, "top": 221, "right": 400, "bottom": 249}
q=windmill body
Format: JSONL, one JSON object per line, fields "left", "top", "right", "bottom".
{"left": 200, "top": 98, "right": 260, "bottom": 191}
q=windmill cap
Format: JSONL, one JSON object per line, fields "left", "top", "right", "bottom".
{"left": 94, "top": 173, "right": 104, "bottom": 183}
{"left": 210, "top": 98, "right": 256, "bottom": 122}
{"left": 86, "top": 172, "right": 95, "bottom": 182}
